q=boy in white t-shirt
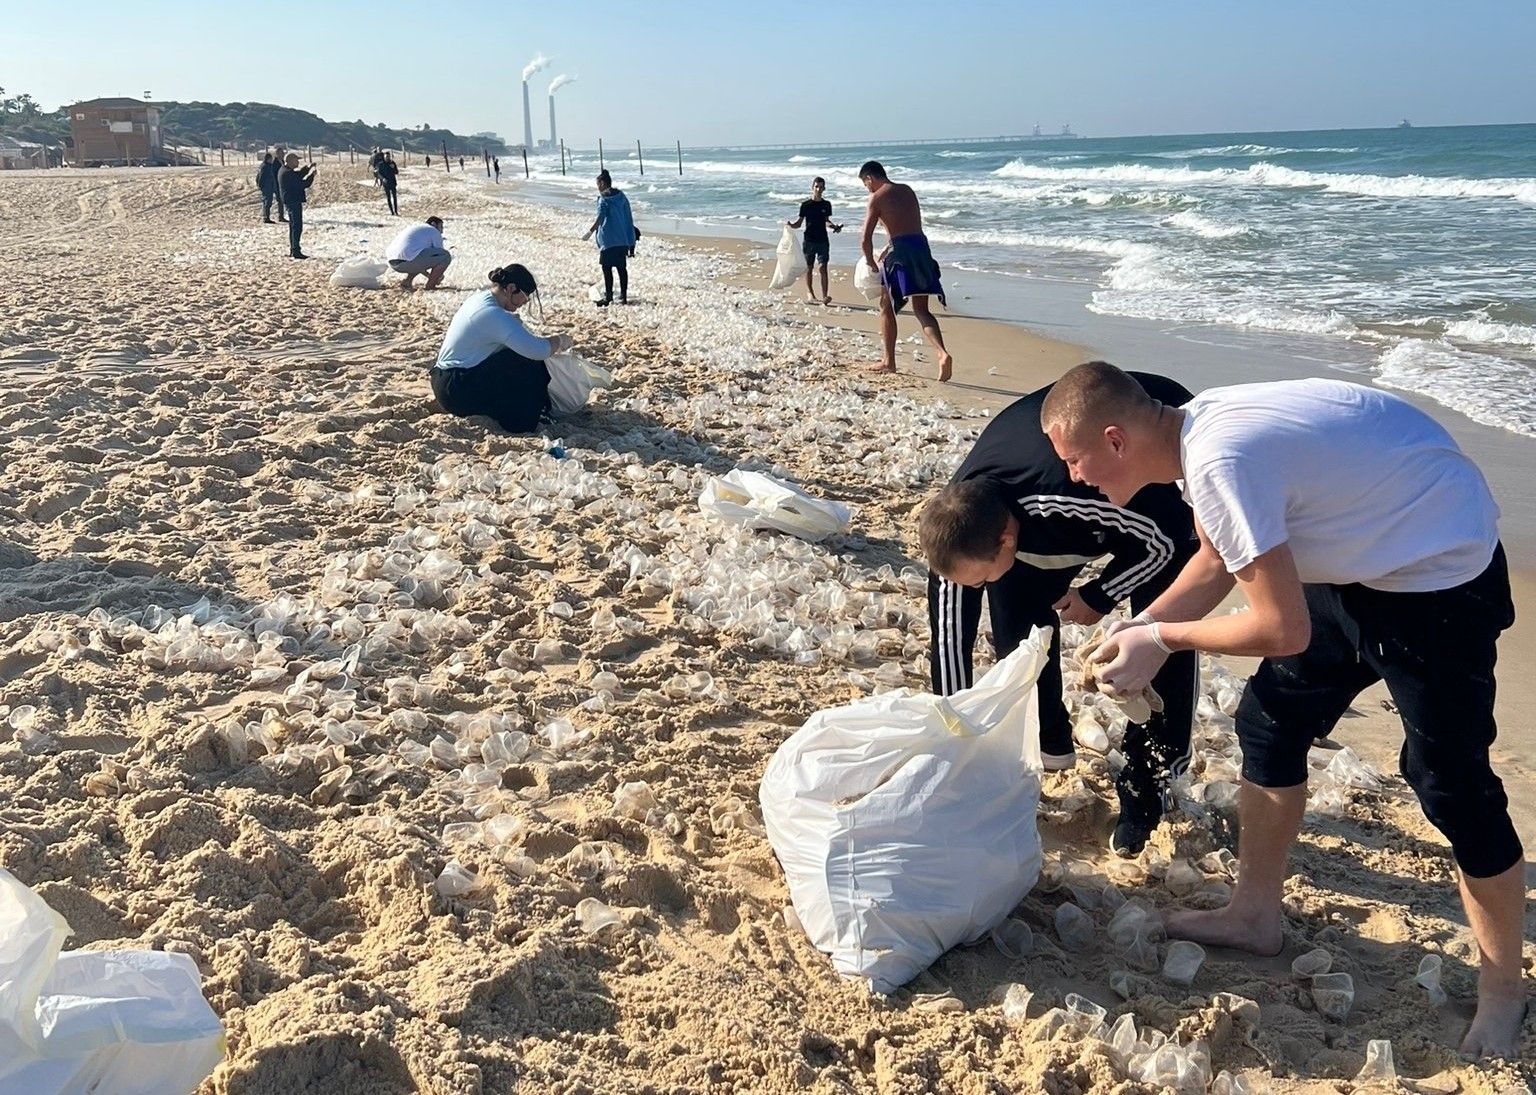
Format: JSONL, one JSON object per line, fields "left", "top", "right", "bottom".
{"left": 385, "top": 216, "right": 453, "bottom": 291}
{"left": 1040, "top": 361, "right": 1524, "bottom": 1059}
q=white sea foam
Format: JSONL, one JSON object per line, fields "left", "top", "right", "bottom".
{"left": 1373, "top": 339, "right": 1536, "bottom": 437}
{"left": 1163, "top": 210, "right": 1254, "bottom": 239}
{"left": 787, "top": 154, "right": 823, "bottom": 163}
{"left": 937, "top": 149, "right": 987, "bottom": 158}
{"left": 1445, "top": 317, "right": 1536, "bottom": 348}
{"left": 1152, "top": 144, "right": 1359, "bottom": 158}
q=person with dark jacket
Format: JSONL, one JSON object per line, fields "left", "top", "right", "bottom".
{"left": 378, "top": 155, "right": 400, "bottom": 215}
{"left": 919, "top": 369, "right": 1199, "bottom": 855}
{"left": 256, "top": 153, "right": 280, "bottom": 223}
{"left": 278, "top": 153, "right": 317, "bottom": 259}
{"left": 580, "top": 170, "right": 638, "bottom": 306}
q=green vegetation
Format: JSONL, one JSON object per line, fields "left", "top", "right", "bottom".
{"left": 0, "top": 88, "right": 506, "bottom": 154}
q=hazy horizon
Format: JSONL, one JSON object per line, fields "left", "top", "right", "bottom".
{"left": 8, "top": 0, "right": 1535, "bottom": 147}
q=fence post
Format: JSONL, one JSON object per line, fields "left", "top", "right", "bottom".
{"left": 598, "top": 138, "right": 604, "bottom": 171}
{"left": 560, "top": 139, "right": 566, "bottom": 176}
{"left": 677, "top": 140, "right": 682, "bottom": 176}
{"left": 522, "top": 147, "right": 529, "bottom": 179}
{"left": 484, "top": 148, "right": 490, "bottom": 177}
{"left": 636, "top": 140, "right": 644, "bottom": 176}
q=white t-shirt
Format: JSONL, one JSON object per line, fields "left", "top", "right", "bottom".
{"left": 386, "top": 223, "right": 444, "bottom": 262}
{"left": 1179, "top": 378, "right": 1498, "bottom": 592}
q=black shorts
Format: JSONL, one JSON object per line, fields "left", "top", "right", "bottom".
{"left": 1235, "top": 544, "right": 1519, "bottom": 877}
{"left": 802, "top": 239, "right": 830, "bottom": 267}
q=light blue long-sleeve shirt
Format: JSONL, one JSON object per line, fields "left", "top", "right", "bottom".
{"left": 435, "top": 290, "right": 555, "bottom": 370}
{"left": 594, "top": 189, "right": 637, "bottom": 250}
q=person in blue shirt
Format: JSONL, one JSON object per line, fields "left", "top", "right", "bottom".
{"left": 430, "top": 264, "right": 574, "bottom": 433}
{"left": 580, "top": 170, "right": 638, "bottom": 306}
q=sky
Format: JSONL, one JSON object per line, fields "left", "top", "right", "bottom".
{"left": 6, "top": 0, "right": 1536, "bottom": 146}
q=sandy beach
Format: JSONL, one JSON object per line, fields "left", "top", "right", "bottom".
{"left": 1, "top": 162, "right": 1532, "bottom": 1094}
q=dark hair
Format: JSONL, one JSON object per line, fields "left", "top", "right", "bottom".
{"left": 488, "top": 264, "right": 537, "bottom": 294}
{"left": 918, "top": 479, "right": 1012, "bottom": 576}
{"left": 596, "top": 169, "right": 612, "bottom": 187}
{"left": 426, "top": 216, "right": 444, "bottom": 229}
{"left": 858, "top": 160, "right": 887, "bottom": 181}
{"left": 1040, "top": 360, "right": 1157, "bottom": 442}
{"left": 812, "top": 176, "right": 825, "bottom": 187}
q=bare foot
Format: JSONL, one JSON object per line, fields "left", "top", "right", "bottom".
{"left": 1461, "top": 994, "right": 1527, "bottom": 1058}
{"left": 938, "top": 352, "right": 954, "bottom": 382}
{"left": 1163, "top": 904, "right": 1283, "bottom": 956}
{"left": 864, "top": 362, "right": 897, "bottom": 374}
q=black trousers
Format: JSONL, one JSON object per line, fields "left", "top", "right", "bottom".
{"left": 599, "top": 246, "right": 629, "bottom": 301}
{"left": 429, "top": 348, "right": 551, "bottom": 433}
{"left": 260, "top": 188, "right": 275, "bottom": 220}
{"left": 929, "top": 553, "right": 1197, "bottom": 816}
{"left": 288, "top": 204, "right": 304, "bottom": 256}
{"left": 1236, "top": 544, "right": 1519, "bottom": 877}
{"left": 383, "top": 185, "right": 399, "bottom": 215}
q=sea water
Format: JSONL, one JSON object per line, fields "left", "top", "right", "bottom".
{"left": 526, "top": 124, "right": 1536, "bottom": 438}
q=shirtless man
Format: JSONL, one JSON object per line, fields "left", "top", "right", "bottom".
{"left": 858, "top": 160, "right": 953, "bottom": 381}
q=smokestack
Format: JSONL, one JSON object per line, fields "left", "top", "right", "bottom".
{"left": 547, "top": 74, "right": 574, "bottom": 149}
{"left": 520, "top": 53, "right": 549, "bottom": 149}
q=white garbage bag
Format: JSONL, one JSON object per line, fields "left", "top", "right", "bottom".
{"left": 546, "top": 351, "right": 615, "bottom": 417}
{"left": 0, "top": 869, "right": 225, "bottom": 1094}
{"left": 767, "top": 225, "right": 803, "bottom": 290}
{"left": 698, "top": 468, "right": 851, "bottom": 542}
{"left": 587, "top": 282, "right": 607, "bottom": 304}
{"left": 328, "top": 253, "right": 389, "bottom": 288}
{"left": 760, "top": 630, "right": 1050, "bottom": 993}
{"left": 853, "top": 257, "right": 883, "bottom": 302}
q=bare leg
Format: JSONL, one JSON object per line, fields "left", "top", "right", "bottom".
{"left": 865, "top": 288, "right": 898, "bottom": 373}
{"left": 804, "top": 262, "right": 816, "bottom": 304}
{"left": 820, "top": 262, "right": 831, "bottom": 304}
{"left": 910, "top": 297, "right": 953, "bottom": 381}
{"left": 399, "top": 274, "right": 417, "bottom": 291}
{"left": 1459, "top": 862, "right": 1528, "bottom": 1057}
{"left": 424, "top": 265, "right": 446, "bottom": 290}
{"left": 1163, "top": 780, "right": 1301, "bottom": 955}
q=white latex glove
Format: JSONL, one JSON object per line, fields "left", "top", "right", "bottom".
{"left": 1091, "top": 624, "right": 1170, "bottom": 698}
{"left": 1103, "top": 609, "right": 1155, "bottom": 641}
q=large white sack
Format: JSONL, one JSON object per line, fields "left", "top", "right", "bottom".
{"left": 767, "top": 225, "right": 803, "bottom": 290}
{"left": 698, "top": 468, "right": 851, "bottom": 542}
{"left": 0, "top": 869, "right": 226, "bottom": 1095}
{"left": 760, "top": 630, "right": 1049, "bottom": 993}
{"left": 852, "top": 257, "right": 883, "bottom": 301}
{"left": 328, "top": 253, "right": 389, "bottom": 288}
{"left": 546, "top": 351, "right": 615, "bottom": 417}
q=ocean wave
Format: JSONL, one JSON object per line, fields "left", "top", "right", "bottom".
{"left": 1090, "top": 283, "right": 1362, "bottom": 338}
{"left": 1162, "top": 210, "right": 1255, "bottom": 239}
{"left": 1373, "top": 339, "right": 1536, "bottom": 436}
{"left": 937, "top": 150, "right": 987, "bottom": 158}
{"left": 1444, "top": 317, "right": 1536, "bottom": 348}
{"left": 993, "top": 157, "right": 1536, "bottom": 204}
{"left": 787, "top": 154, "right": 823, "bottom": 163}
{"left": 1151, "top": 144, "right": 1359, "bottom": 158}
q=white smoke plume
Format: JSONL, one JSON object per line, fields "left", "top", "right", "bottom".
{"left": 522, "top": 53, "right": 550, "bottom": 81}
{"left": 548, "top": 73, "right": 576, "bottom": 94}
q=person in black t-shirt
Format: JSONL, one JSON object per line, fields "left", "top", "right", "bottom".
{"left": 786, "top": 176, "right": 842, "bottom": 304}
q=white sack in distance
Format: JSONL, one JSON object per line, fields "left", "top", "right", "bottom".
{"left": 852, "top": 257, "right": 882, "bottom": 302}
{"left": 767, "top": 225, "right": 803, "bottom": 290}
{"left": 546, "top": 351, "right": 615, "bottom": 417}
{"left": 698, "top": 468, "right": 851, "bottom": 542}
{"left": 759, "top": 629, "right": 1050, "bottom": 993}
{"left": 0, "top": 869, "right": 226, "bottom": 1094}
{"left": 328, "top": 254, "right": 390, "bottom": 289}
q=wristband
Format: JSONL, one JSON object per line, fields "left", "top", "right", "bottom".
{"left": 1148, "top": 622, "right": 1173, "bottom": 654}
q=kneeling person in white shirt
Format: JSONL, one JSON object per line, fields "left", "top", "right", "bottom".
{"left": 386, "top": 216, "right": 452, "bottom": 290}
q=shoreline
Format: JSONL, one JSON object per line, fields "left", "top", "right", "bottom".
{"left": 1, "top": 163, "right": 1532, "bottom": 1091}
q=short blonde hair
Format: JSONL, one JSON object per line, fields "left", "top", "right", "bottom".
{"left": 1040, "top": 360, "right": 1157, "bottom": 440}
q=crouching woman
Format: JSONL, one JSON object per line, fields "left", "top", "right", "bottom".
{"left": 430, "top": 264, "right": 573, "bottom": 433}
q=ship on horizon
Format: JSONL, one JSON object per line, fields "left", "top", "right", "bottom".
{"left": 1031, "top": 122, "right": 1079, "bottom": 139}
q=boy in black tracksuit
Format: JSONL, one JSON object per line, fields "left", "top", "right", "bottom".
{"left": 925, "top": 371, "right": 1198, "bottom": 854}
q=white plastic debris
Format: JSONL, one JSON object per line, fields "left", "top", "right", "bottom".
{"left": 698, "top": 468, "right": 851, "bottom": 542}
{"left": 768, "top": 225, "right": 803, "bottom": 289}
{"left": 0, "top": 869, "right": 225, "bottom": 1095}
{"left": 1310, "top": 971, "right": 1355, "bottom": 1020}
{"left": 1054, "top": 902, "right": 1095, "bottom": 952}
{"left": 1291, "top": 947, "right": 1333, "bottom": 978}
{"left": 1415, "top": 953, "right": 1448, "bottom": 1006}
{"left": 575, "top": 897, "right": 622, "bottom": 935}
{"left": 546, "top": 352, "right": 615, "bottom": 417}
{"left": 435, "top": 859, "right": 485, "bottom": 898}
{"left": 1001, "top": 983, "right": 1033, "bottom": 1022}
{"left": 853, "top": 256, "right": 882, "bottom": 301}
{"left": 1211, "top": 1070, "right": 1253, "bottom": 1095}
{"left": 612, "top": 780, "right": 658, "bottom": 821}
{"left": 328, "top": 253, "right": 389, "bottom": 288}
{"left": 1354, "top": 1039, "right": 1396, "bottom": 1085}
{"left": 990, "top": 918, "right": 1033, "bottom": 959}
{"left": 1163, "top": 940, "right": 1206, "bottom": 986}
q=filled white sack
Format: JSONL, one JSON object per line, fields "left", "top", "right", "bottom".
{"left": 698, "top": 468, "right": 851, "bottom": 542}
{"left": 760, "top": 629, "right": 1049, "bottom": 993}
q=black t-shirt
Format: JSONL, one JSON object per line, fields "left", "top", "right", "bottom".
{"left": 799, "top": 199, "right": 833, "bottom": 245}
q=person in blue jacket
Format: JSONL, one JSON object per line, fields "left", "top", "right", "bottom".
{"left": 580, "top": 170, "right": 637, "bottom": 306}
{"left": 256, "top": 152, "right": 280, "bottom": 223}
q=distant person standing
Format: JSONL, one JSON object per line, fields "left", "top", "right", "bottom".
{"left": 459, "top": 156, "right": 465, "bottom": 171}
{"left": 386, "top": 215, "right": 452, "bottom": 290}
{"left": 426, "top": 154, "right": 432, "bottom": 168}
{"left": 256, "top": 152, "right": 279, "bottom": 223}
{"left": 786, "top": 176, "right": 842, "bottom": 305}
{"left": 378, "top": 154, "right": 400, "bottom": 215}
{"left": 272, "top": 147, "right": 288, "bottom": 222}
{"left": 278, "top": 153, "right": 317, "bottom": 259}
{"left": 581, "top": 170, "right": 638, "bottom": 306}
{"left": 858, "top": 160, "right": 952, "bottom": 381}
{"left": 493, "top": 156, "right": 501, "bottom": 183}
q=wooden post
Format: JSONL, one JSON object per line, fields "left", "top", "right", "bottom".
{"left": 636, "top": 140, "right": 644, "bottom": 175}
{"left": 598, "top": 138, "right": 604, "bottom": 171}
{"left": 484, "top": 148, "right": 490, "bottom": 177}
{"left": 219, "top": 147, "right": 225, "bottom": 166}
{"left": 522, "top": 147, "right": 529, "bottom": 178}
{"left": 560, "top": 139, "right": 566, "bottom": 176}
{"left": 677, "top": 140, "right": 683, "bottom": 176}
